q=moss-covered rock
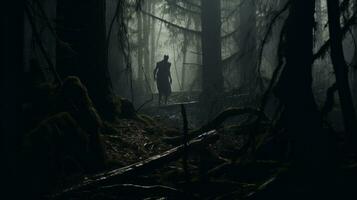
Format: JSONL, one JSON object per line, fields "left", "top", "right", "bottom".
{"left": 25, "top": 112, "right": 106, "bottom": 172}
{"left": 20, "top": 76, "right": 116, "bottom": 195}
{"left": 58, "top": 76, "right": 96, "bottom": 111}
{"left": 23, "top": 113, "right": 85, "bottom": 191}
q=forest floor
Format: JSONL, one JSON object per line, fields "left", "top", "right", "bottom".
{"left": 52, "top": 116, "right": 268, "bottom": 199}
{"left": 48, "top": 92, "right": 286, "bottom": 200}
{"left": 52, "top": 105, "right": 357, "bottom": 200}
{"left": 24, "top": 80, "right": 357, "bottom": 200}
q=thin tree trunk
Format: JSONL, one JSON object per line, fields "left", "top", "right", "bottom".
{"left": 181, "top": 18, "right": 191, "bottom": 91}
{"left": 352, "top": 2, "right": 357, "bottom": 108}
{"left": 327, "top": 0, "right": 357, "bottom": 146}
{"left": 200, "top": 0, "right": 223, "bottom": 119}
{"left": 150, "top": 1, "right": 156, "bottom": 91}
{"left": 314, "top": 0, "right": 327, "bottom": 89}
{"left": 192, "top": 17, "right": 201, "bottom": 92}
{"left": 238, "top": 0, "right": 257, "bottom": 92}
{"left": 315, "top": 0, "right": 324, "bottom": 46}
{"left": 106, "top": 0, "right": 127, "bottom": 97}
{"left": 143, "top": 1, "right": 151, "bottom": 94}
{"left": 137, "top": 11, "right": 144, "bottom": 84}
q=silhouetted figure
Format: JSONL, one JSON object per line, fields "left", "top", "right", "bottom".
{"left": 154, "top": 55, "right": 172, "bottom": 105}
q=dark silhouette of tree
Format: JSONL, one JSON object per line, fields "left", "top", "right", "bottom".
{"left": 327, "top": 0, "right": 357, "bottom": 148}
{"left": 200, "top": 0, "right": 224, "bottom": 117}
{"left": 57, "top": 0, "right": 115, "bottom": 120}
{"left": 238, "top": 0, "right": 257, "bottom": 92}
{"left": 0, "top": 1, "right": 26, "bottom": 198}
{"left": 274, "top": 0, "right": 331, "bottom": 180}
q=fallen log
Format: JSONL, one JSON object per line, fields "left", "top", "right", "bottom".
{"left": 164, "top": 107, "right": 267, "bottom": 145}
{"left": 52, "top": 130, "right": 218, "bottom": 199}
{"left": 192, "top": 107, "right": 267, "bottom": 135}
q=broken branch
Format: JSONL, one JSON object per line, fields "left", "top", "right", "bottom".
{"left": 52, "top": 130, "right": 219, "bottom": 199}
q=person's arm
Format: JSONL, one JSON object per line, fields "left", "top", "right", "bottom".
{"left": 168, "top": 64, "right": 172, "bottom": 84}
{"left": 153, "top": 63, "right": 159, "bottom": 80}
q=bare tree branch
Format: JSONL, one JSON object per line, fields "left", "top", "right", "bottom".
{"left": 141, "top": 10, "right": 201, "bottom": 35}
{"left": 166, "top": 0, "right": 201, "bottom": 15}
{"left": 313, "top": 11, "right": 357, "bottom": 62}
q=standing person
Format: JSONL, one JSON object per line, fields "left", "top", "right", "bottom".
{"left": 154, "top": 55, "right": 172, "bottom": 105}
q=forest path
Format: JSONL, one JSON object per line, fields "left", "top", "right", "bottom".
{"left": 140, "top": 92, "right": 254, "bottom": 130}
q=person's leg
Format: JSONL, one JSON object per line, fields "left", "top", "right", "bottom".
{"left": 165, "top": 95, "right": 168, "bottom": 104}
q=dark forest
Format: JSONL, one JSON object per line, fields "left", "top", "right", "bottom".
{"left": 1, "top": 0, "right": 357, "bottom": 199}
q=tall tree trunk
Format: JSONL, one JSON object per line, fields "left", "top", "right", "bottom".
{"left": 181, "top": 38, "right": 188, "bottom": 91}
{"left": 0, "top": 0, "right": 25, "bottom": 197}
{"left": 150, "top": 1, "right": 157, "bottom": 91}
{"left": 57, "top": 0, "right": 115, "bottom": 120}
{"left": 181, "top": 18, "right": 191, "bottom": 91}
{"left": 314, "top": 0, "right": 325, "bottom": 88}
{"left": 56, "top": 0, "right": 79, "bottom": 77}
{"left": 315, "top": 0, "right": 324, "bottom": 46}
{"left": 352, "top": 2, "right": 357, "bottom": 108}
{"left": 143, "top": 1, "right": 151, "bottom": 94}
{"left": 200, "top": 0, "right": 223, "bottom": 119}
{"left": 190, "top": 16, "right": 201, "bottom": 92}
{"left": 82, "top": 0, "right": 114, "bottom": 120}
{"left": 238, "top": 0, "right": 257, "bottom": 92}
{"left": 106, "top": 0, "right": 127, "bottom": 98}
{"left": 275, "top": 0, "right": 330, "bottom": 180}
{"left": 137, "top": 11, "right": 144, "bottom": 85}
{"left": 327, "top": 0, "right": 357, "bottom": 147}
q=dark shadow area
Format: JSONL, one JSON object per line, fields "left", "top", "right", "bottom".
{"left": 1, "top": 0, "right": 357, "bottom": 199}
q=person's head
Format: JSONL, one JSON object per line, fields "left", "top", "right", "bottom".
{"left": 164, "top": 55, "right": 169, "bottom": 61}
